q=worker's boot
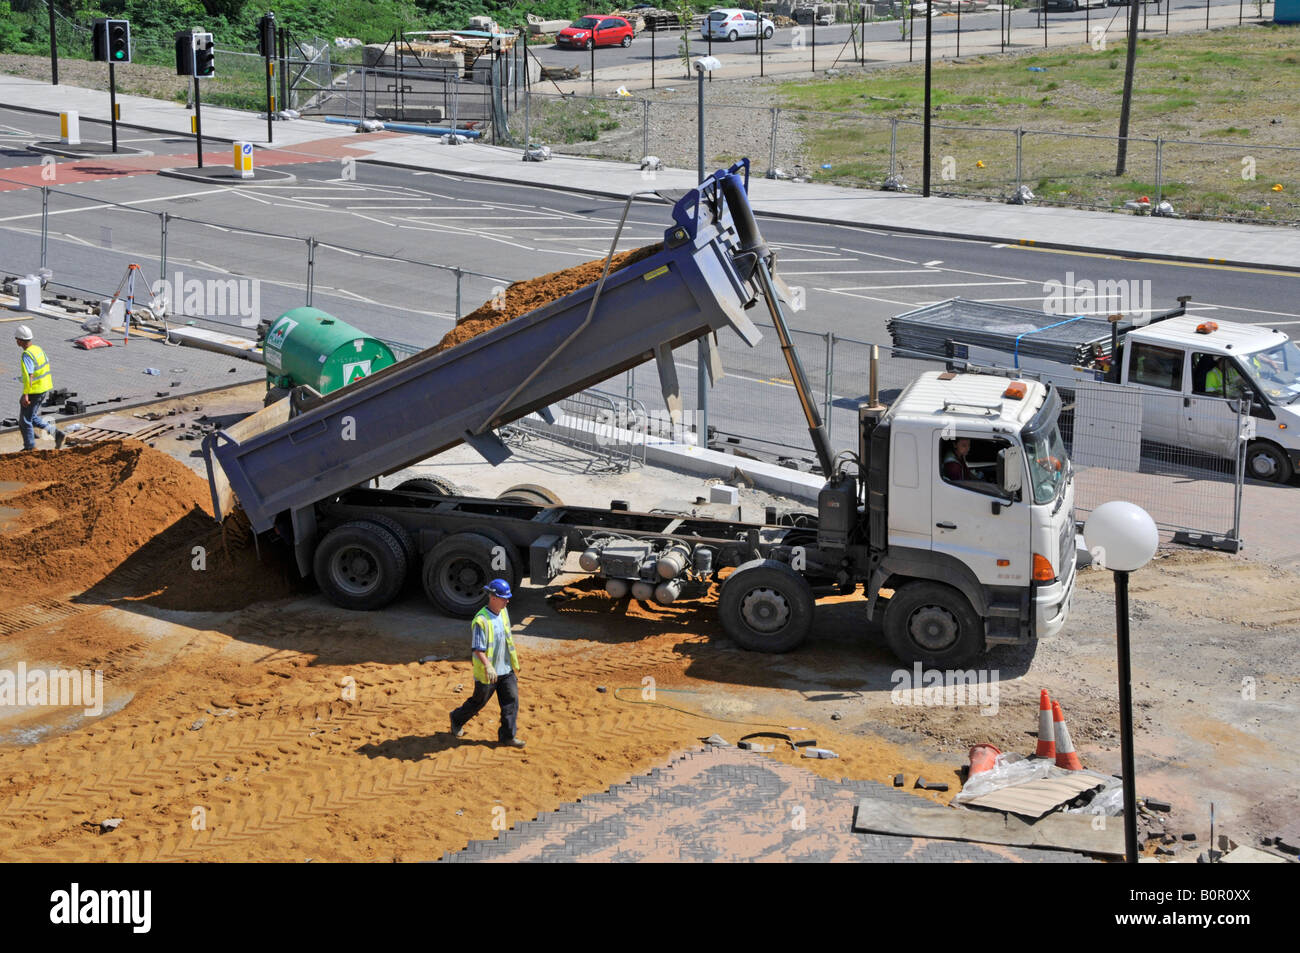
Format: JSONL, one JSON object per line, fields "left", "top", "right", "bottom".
{"left": 54, "top": 429, "right": 66, "bottom": 450}
{"left": 503, "top": 737, "right": 525, "bottom": 749}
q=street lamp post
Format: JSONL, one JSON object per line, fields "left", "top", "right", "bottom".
{"left": 1083, "top": 500, "right": 1160, "bottom": 865}
{"left": 695, "top": 54, "right": 721, "bottom": 450}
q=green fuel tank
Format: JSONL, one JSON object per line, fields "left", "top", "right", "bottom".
{"left": 262, "top": 307, "right": 396, "bottom": 395}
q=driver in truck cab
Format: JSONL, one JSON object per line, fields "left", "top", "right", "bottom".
{"left": 941, "top": 438, "right": 993, "bottom": 485}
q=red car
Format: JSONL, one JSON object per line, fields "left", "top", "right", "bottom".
{"left": 557, "top": 15, "right": 634, "bottom": 50}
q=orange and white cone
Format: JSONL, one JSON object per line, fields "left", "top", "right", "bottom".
{"left": 1035, "top": 689, "right": 1056, "bottom": 760}
{"left": 1052, "top": 700, "right": 1084, "bottom": 771}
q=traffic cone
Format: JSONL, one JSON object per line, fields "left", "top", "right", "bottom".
{"left": 968, "top": 743, "right": 1001, "bottom": 777}
{"left": 1035, "top": 689, "right": 1056, "bottom": 760}
{"left": 1052, "top": 700, "right": 1084, "bottom": 771}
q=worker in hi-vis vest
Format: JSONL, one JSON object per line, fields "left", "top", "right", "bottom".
{"left": 15, "top": 325, "right": 66, "bottom": 452}
{"left": 449, "top": 578, "right": 525, "bottom": 748}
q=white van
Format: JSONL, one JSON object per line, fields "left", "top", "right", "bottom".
{"left": 701, "top": 8, "right": 775, "bottom": 40}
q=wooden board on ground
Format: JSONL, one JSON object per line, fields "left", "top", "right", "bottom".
{"left": 962, "top": 774, "right": 1107, "bottom": 819}
{"left": 854, "top": 798, "right": 1126, "bottom": 856}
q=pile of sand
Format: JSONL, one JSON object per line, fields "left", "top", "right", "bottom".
{"left": 432, "top": 243, "right": 664, "bottom": 354}
{"left": 0, "top": 442, "right": 300, "bottom": 611}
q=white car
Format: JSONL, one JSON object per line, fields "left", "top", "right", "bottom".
{"left": 701, "top": 8, "right": 775, "bottom": 41}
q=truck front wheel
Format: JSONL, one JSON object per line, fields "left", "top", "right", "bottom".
{"left": 1246, "top": 440, "right": 1293, "bottom": 484}
{"left": 883, "top": 582, "right": 983, "bottom": 667}
{"left": 718, "top": 559, "right": 814, "bottom": 653}
{"left": 313, "top": 521, "right": 409, "bottom": 610}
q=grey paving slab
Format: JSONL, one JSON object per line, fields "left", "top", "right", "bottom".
{"left": 437, "top": 746, "right": 1099, "bottom": 863}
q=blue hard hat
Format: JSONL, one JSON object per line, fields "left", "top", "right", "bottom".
{"left": 483, "top": 578, "right": 512, "bottom": 599}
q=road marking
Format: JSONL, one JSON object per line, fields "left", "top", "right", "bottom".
{"left": 817, "top": 287, "right": 919, "bottom": 308}
{"left": 778, "top": 269, "right": 930, "bottom": 276}
{"left": 831, "top": 280, "right": 1025, "bottom": 291}
{"left": 923, "top": 259, "right": 943, "bottom": 267}
{"left": 836, "top": 246, "right": 918, "bottom": 265}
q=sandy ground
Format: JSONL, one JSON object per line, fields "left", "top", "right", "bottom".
{"left": 0, "top": 383, "right": 1296, "bottom": 860}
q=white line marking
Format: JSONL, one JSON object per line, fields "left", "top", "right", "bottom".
{"left": 779, "top": 269, "right": 930, "bottom": 276}
{"left": 817, "top": 287, "right": 920, "bottom": 308}
{"left": 832, "top": 280, "right": 1025, "bottom": 291}
{"left": 923, "top": 259, "right": 943, "bottom": 267}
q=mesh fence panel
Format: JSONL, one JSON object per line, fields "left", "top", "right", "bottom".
{"left": 0, "top": 184, "right": 44, "bottom": 280}
{"left": 526, "top": 93, "right": 644, "bottom": 162}
{"left": 1157, "top": 139, "right": 1300, "bottom": 225}
{"left": 41, "top": 189, "right": 163, "bottom": 302}
{"left": 924, "top": 122, "right": 1022, "bottom": 200}
{"left": 1066, "top": 380, "right": 1243, "bottom": 546}
{"left": 1021, "top": 131, "right": 1159, "bottom": 210}
{"left": 162, "top": 216, "right": 307, "bottom": 334}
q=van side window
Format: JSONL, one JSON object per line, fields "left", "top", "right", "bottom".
{"left": 1129, "top": 343, "right": 1184, "bottom": 391}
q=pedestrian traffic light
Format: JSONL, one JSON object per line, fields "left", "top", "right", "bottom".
{"left": 175, "top": 30, "right": 196, "bottom": 76}
{"left": 193, "top": 32, "right": 216, "bottom": 79}
{"left": 258, "top": 13, "right": 277, "bottom": 58}
{"left": 93, "top": 18, "right": 132, "bottom": 64}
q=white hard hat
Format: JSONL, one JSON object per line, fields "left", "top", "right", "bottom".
{"left": 14, "top": 325, "right": 33, "bottom": 341}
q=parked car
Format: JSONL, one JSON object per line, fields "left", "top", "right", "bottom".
{"left": 557, "top": 15, "right": 634, "bottom": 49}
{"left": 1046, "top": 0, "right": 1106, "bottom": 9}
{"left": 701, "top": 8, "right": 775, "bottom": 41}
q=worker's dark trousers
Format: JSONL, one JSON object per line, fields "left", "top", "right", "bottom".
{"left": 451, "top": 671, "right": 518, "bottom": 741}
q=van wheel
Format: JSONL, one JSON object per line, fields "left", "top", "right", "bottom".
{"left": 313, "top": 521, "right": 408, "bottom": 610}
{"left": 883, "top": 582, "right": 983, "bottom": 668}
{"left": 718, "top": 559, "right": 814, "bottom": 653}
{"left": 1246, "top": 441, "right": 1293, "bottom": 483}
{"left": 423, "top": 532, "right": 518, "bottom": 617}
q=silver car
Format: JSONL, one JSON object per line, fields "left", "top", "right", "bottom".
{"left": 701, "top": 8, "right": 775, "bottom": 41}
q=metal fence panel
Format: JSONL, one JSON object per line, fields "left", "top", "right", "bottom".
{"left": 0, "top": 183, "right": 44, "bottom": 279}
{"left": 40, "top": 188, "right": 162, "bottom": 304}
{"left": 511, "top": 388, "right": 647, "bottom": 472}
{"left": 1065, "top": 380, "right": 1244, "bottom": 548}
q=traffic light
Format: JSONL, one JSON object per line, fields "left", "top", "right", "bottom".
{"left": 193, "top": 32, "right": 216, "bottom": 78}
{"left": 258, "top": 13, "right": 277, "bottom": 58}
{"left": 175, "top": 31, "right": 196, "bottom": 76}
{"left": 93, "top": 18, "right": 131, "bottom": 64}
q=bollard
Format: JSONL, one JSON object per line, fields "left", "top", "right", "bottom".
{"left": 233, "top": 141, "right": 254, "bottom": 180}
{"left": 60, "top": 110, "right": 81, "bottom": 146}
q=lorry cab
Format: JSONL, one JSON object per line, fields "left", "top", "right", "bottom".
{"left": 867, "top": 372, "right": 1076, "bottom": 666}
{"left": 1121, "top": 317, "right": 1300, "bottom": 483}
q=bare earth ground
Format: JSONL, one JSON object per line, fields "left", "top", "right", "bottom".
{"left": 0, "top": 383, "right": 1296, "bottom": 860}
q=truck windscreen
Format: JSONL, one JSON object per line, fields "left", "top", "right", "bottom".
{"left": 1024, "top": 424, "right": 1068, "bottom": 505}
{"left": 1243, "top": 339, "right": 1300, "bottom": 404}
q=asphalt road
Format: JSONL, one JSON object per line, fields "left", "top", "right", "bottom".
{"left": 2, "top": 105, "right": 1297, "bottom": 463}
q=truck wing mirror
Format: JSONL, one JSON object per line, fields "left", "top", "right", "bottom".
{"left": 998, "top": 445, "right": 1024, "bottom": 497}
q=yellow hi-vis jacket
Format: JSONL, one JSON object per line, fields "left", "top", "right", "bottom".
{"left": 471, "top": 606, "right": 519, "bottom": 684}
{"left": 20, "top": 344, "right": 52, "bottom": 396}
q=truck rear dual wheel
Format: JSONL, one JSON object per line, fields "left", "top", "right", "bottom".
{"left": 883, "top": 582, "right": 983, "bottom": 668}
{"left": 718, "top": 559, "right": 814, "bottom": 653}
{"left": 423, "top": 531, "right": 520, "bottom": 618}
{"left": 395, "top": 476, "right": 461, "bottom": 496}
{"left": 497, "top": 484, "right": 563, "bottom": 506}
{"left": 313, "top": 520, "right": 409, "bottom": 610}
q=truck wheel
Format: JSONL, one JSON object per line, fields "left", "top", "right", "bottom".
{"left": 395, "top": 476, "right": 460, "bottom": 496}
{"left": 497, "top": 483, "right": 563, "bottom": 506}
{"left": 313, "top": 521, "right": 408, "bottom": 610}
{"left": 718, "top": 558, "right": 814, "bottom": 653}
{"left": 1246, "top": 441, "right": 1293, "bottom": 484}
{"left": 883, "top": 582, "right": 983, "bottom": 668}
{"left": 358, "top": 515, "right": 416, "bottom": 567}
{"left": 423, "top": 532, "right": 519, "bottom": 617}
